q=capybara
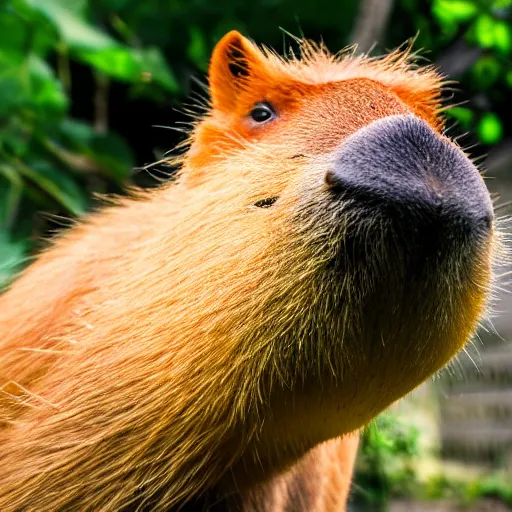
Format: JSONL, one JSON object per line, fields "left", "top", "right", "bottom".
{"left": 0, "top": 31, "right": 497, "bottom": 511}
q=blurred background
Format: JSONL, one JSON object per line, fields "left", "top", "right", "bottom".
{"left": 0, "top": 0, "right": 511, "bottom": 510}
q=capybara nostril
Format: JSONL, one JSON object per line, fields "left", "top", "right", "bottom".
{"left": 325, "top": 114, "right": 493, "bottom": 240}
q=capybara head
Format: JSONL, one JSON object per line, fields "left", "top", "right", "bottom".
{"left": 0, "top": 30, "right": 498, "bottom": 510}
{"left": 179, "top": 31, "right": 494, "bottom": 439}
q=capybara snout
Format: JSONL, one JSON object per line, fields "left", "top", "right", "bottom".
{"left": 326, "top": 114, "right": 492, "bottom": 232}
{"left": 322, "top": 114, "right": 493, "bottom": 260}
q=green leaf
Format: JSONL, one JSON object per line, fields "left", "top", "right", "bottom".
{"left": 110, "top": 13, "right": 136, "bottom": 42}
{"left": 0, "top": 59, "right": 25, "bottom": 116}
{"left": 78, "top": 46, "right": 140, "bottom": 81}
{"left": 473, "top": 14, "right": 496, "bottom": 48}
{"left": 0, "top": 0, "right": 57, "bottom": 58}
{"left": 493, "top": 0, "right": 512, "bottom": 8}
{"left": 493, "top": 20, "right": 512, "bottom": 54}
{"left": 0, "top": 229, "right": 28, "bottom": 290}
{"left": 30, "top": 1, "right": 116, "bottom": 50}
{"left": 506, "top": 69, "right": 512, "bottom": 87}
{"left": 59, "top": 118, "right": 95, "bottom": 147}
{"left": 477, "top": 113, "right": 503, "bottom": 144}
{"left": 0, "top": 118, "right": 30, "bottom": 158}
{"left": 78, "top": 45, "right": 178, "bottom": 90}
{"left": 0, "top": 168, "right": 23, "bottom": 228}
{"left": 187, "top": 26, "right": 209, "bottom": 71}
{"left": 99, "top": 0, "right": 131, "bottom": 8}
{"left": 446, "top": 106, "right": 474, "bottom": 130}
{"left": 0, "top": 52, "right": 67, "bottom": 118}
{"left": 16, "top": 160, "right": 88, "bottom": 215}
{"left": 135, "top": 47, "right": 179, "bottom": 92}
{"left": 26, "top": 0, "right": 87, "bottom": 17}
{"left": 432, "top": 0, "right": 478, "bottom": 24}
{"left": 28, "top": 55, "right": 69, "bottom": 116}
{"left": 471, "top": 56, "right": 501, "bottom": 88}
{"left": 59, "top": 119, "right": 134, "bottom": 183}
{"left": 0, "top": 9, "right": 29, "bottom": 62}
{"left": 88, "top": 132, "right": 134, "bottom": 183}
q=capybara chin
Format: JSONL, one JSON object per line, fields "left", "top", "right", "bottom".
{"left": 0, "top": 30, "right": 496, "bottom": 511}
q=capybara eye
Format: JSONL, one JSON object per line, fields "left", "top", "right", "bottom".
{"left": 249, "top": 102, "right": 276, "bottom": 124}
{"left": 254, "top": 196, "right": 278, "bottom": 208}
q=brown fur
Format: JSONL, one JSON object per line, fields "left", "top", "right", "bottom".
{"left": 239, "top": 434, "right": 360, "bottom": 511}
{"left": 0, "top": 31, "right": 495, "bottom": 511}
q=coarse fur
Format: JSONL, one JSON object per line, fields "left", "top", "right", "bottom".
{"left": 236, "top": 434, "right": 360, "bottom": 511}
{"left": 0, "top": 31, "right": 499, "bottom": 511}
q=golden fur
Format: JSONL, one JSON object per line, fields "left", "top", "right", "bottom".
{"left": 0, "top": 31, "right": 496, "bottom": 511}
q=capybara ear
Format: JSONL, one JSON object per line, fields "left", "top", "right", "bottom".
{"left": 209, "top": 31, "right": 266, "bottom": 112}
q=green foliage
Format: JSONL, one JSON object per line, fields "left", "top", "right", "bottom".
{"left": 352, "top": 411, "right": 422, "bottom": 510}
{"left": 432, "top": 0, "right": 479, "bottom": 25}
{"left": 446, "top": 106, "right": 474, "bottom": 130}
{"left": 0, "top": 0, "right": 180, "bottom": 287}
{"left": 423, "top": 474, "right": 469, "bottom": 502}
{"left": 0, "top": 230, "right": 29, "bottom": 289}
{"left": 471, "top": 55, "right": 501, "bottom": 88}
{"left": 429, "top": 0, "right": 512, "bottom": 145}
{"left": 467, "top": 476, "right": 512, "bottom": 505}
{"left": 477, "top": 111, "right": 504, "bottom": 144}
{"left": 352, "top": 410, "right": 512, "bottom": 510}
{"left": 424, "top": 474, "right": 512, "bottom": 506}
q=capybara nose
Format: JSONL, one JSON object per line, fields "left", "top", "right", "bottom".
{"left": 325, "top": 114, "right": 493, "bottom": 239}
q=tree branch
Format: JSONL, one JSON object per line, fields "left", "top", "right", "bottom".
{"left": 349, "top": 0, "right": 395, "bottom": 54}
